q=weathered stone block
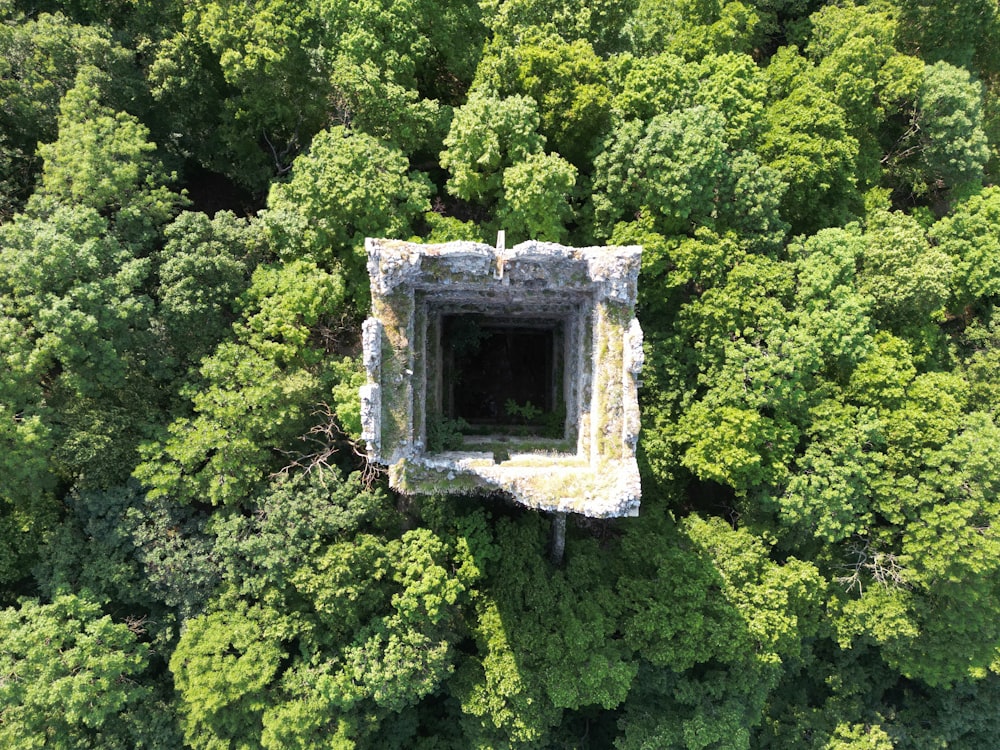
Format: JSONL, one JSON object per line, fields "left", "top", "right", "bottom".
{"left": 361, "top": 238, "right": 643, "bottom": 518}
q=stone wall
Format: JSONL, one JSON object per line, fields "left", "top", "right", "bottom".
{"left": 361, "top": 238, "right": 643, "bottom": 518}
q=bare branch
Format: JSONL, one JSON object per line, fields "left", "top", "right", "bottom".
{"left": 836, "top": 536, "right": 910, "bottom": 596}
{"left": 271, "top": 402, "right": 383, "bottom": 489}
{"left": 261, "top": 128, "right": 299, "bottom": 176}
{"left": 124, "top": 614, "right": 149, "bottom": 637}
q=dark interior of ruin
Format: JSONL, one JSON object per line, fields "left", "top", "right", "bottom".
{"left": 442, "top": 315, "right": 559, "bottom": 433}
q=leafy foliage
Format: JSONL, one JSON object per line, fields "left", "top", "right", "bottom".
{"left": 0, "top": 594, "right": 162, "bottom": 749}
{"left": 440, "top": 93, "right": 545, "bottom": 205}
{"left": 3, "top": 0, "right": 1000, "bottom": 746}
{"left": 0, "top": 8, "right": 139, "bottom": 217}
{"left": 134, "top": 259, "right": 346, "bottom": 507}
{"left": 263, "top": 126, "right": 431, "bottom": 301}
{"left": 156, "top": 210, "right": 263, "bottom": 368}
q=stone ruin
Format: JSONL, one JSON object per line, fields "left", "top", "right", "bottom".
{"left": 360, "top": 237, "right": 643, "bottom": 518}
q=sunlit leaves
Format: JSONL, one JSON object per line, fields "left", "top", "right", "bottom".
{"left": 171, "top": 602, "right": 287, "bottom": 749}
{"left": 883, "top": 61, "right": 990, "bottom": 202}
{"left": 263, "top": 126, "right": 430, "bottom": 300}
{"left": 0, "top": 205, "right": 160, "bottom": 488}
{"left": 173, "top": 496, "right": 481, "bottom": 749}
{"left": 475, "top": 26, "right": 613, "bottom": 167}
{"left": 440, "top": 93, "right": 545, "bottom": 205}
{"left": 0, "top": 406, "right": 58, "bottom": 586}
{"left": 610, "top": 51, "right": 695, "bottom": 123}
{"left": 593, "top": 107, "right": 728, "bottom": 238}
{"left": 134, "top": 260, "right": 345, "bottom": 507}
{"left": 0, "top": 9, "right": 137, "bottom": 215}
{"left": 32, "top": 67, "right": 182, "bottom": 247}
{"left": 0, "top": 594, "right": 151, "bottom": 749}
{"left": 693, "top": 52, "right": 768, "bottom": 149}
{"left": 761, "top": 82, "right": 860, "bottom": 233}
{"left": 497, "top": 151, "right": 577, "bottom": 242}
{"left": 775, "top": 398, "right": 882, "bottom": 542}
{"left": 481, "top": 0, "right": 635, "bottom": 54}
{"left": 5, "top": 0, "right": 1000, "bottom": 745}
{"left": 625, "top": 0, "right": 763, "bottom": 60}
{"left": 858, "top": 209, "right": 953, "bottom": 328}
{"left": 931, "top": 186, "right": 1000, "bottom": 307}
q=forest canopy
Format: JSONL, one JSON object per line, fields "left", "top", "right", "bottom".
{"left": 2, "top": 0, "right": 1000, "bottom": 747}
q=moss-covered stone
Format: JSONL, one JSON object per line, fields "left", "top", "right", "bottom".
{"left": 361, "top": 238, "right": 643, "bottom": 518}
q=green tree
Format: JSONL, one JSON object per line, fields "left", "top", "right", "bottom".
{"left": 930, "top": 186, "right": 1000, "bottom": 311}
{"left": 692, "top": 51, "right": 768, "bottom": 150}
{"left": 497, "top": 151, "right": 577, "bottom": 242}
{"left": 152, "top": 0, "right": 482, "bottom": 189}
{"left": 889, "top": 675, "right": 1000, "bottom": 748}
{"left": 0, "top": 9, "right": 138, "bottom": 216}
{"left": 171, "top": 601, "right": 288, "bottom": 749}
{"left": 0, "top": 400, "right": 58, "bottom": 589}
{"left": 172, "top": 0, "right": 330, "bottom": 187}
{"left": 481, "top": 0, "right": 636, "bottom": 55}
{"left": 617, "top": 515, "right": 823, "bottom": 750}
{"left": 454, "top": 515, "right": 634, "bottom": 748}
{"left": 898, "top": 0, "right": 1000, "bottom": 70}
{"left": 760, "top": 82, "right": 861, "bottom": 233}
{"left": 31, "top": 66, "right": 182, "bottom": 248}
{"left": 134, "top": 259, "right": 346, "bottom": 507}
{"left": 594, "top": 104, "right": 785, "bottom": 247}
{"left": 156, "top": 210, "right": 263, "bottom": 369}
{"left": 961, "top": 311, "right": 1000, "bottom": 417}
{"left": 882, "top": 61, "right": 990, "bottom": 204}
{"left": 0, "top": 207, "right": 162, "bottom": 486}
{"left": 473, "top": 26, "right": 613, "bottom": 167}
{"left": 0, "top": 594, "right": 161, "bottom": 749}
{"left": 320, "top": 0, "right": 483, "bottom": 150}
{"left": 593, "top": 107, "right": 729, "bottom": 238}
{"left": 672, "top": 254, "right": 805, "bottom": 491}
{"left": 31, "top": 479, "right": 221, "bottom": 635}
{"left": 833, "top": 409, "right": 1000, "bottom": 688}
{"left": 803, "top": 2, "right": 902, "bottom": 188}
{"left": 0, "top": 69, "right": 185, "bottom": 578}
{"left": 440, "top": 93, "right": 545, "bottom": 206}
{"left": 5, "top": 0, "right": 1000, "bottom": 744}
{"left": 609, "top": 51, "right": 696, "bottom": 124}
{"left": 173, "top": 482, "right": 486, "bottom": 749}
{"left": 263, "top": 126, "right": 431, "bottom": 302}
{"left": 760, "top": 229, "right": 877, "bottom": 541}
{"left": 0, "top": 65, "right": 182, "bottom": 490}
{"left": 857, "top": 208, "right": 953, "bottom": 331}
{"left": 624, "top": 0, "right": 763, "bottom": 60}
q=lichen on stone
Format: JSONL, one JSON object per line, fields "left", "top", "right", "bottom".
{"left": 361, "top": 238, "right": 643, "bottom": 518}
